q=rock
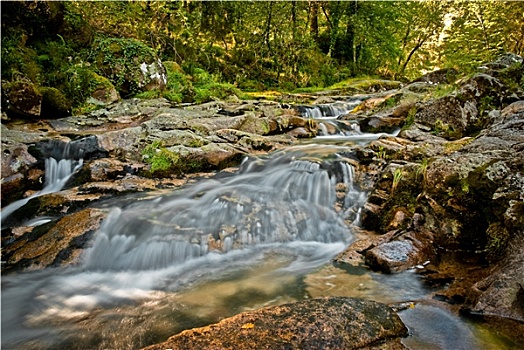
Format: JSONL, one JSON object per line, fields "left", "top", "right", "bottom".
{"left": 1, "top": 208, "right": 105, "bottom": 272}
{"left": 90, "top": 38, "right": 166, "bottom": 97}
{"left": 142, "top": 297, "right": 408, "bottom": 350}
{"left": 365, "top": 240, "right": 416, "bottom": 273}
{"left": 88, "top": 158, "right": 144, "bottom": 181}
{"left": 139, "top": 59, "right": 167, "bottom": 91}
{"left": 466, "top": 232, "right": 524, "bottom": 343}
{"left": 40, "top": 87, "right": 71, "bottom": 118}
{"left": 412, "top": 68, "right": 458, "bottom": 85}
{"left": 96, "top": 126, "right": 146, "bottom": 161}
{"left": 167, "top": 143, "right": 246, "bottom": 172}
{"left": 87, "top": 72, "right": 120, "bottom": 105}
{"left": 360, "top": 114, "right": 405, "bottom": 134}
{"left": 2, "top": 80, "right": 42, "bottom": 118}
{"left": 414, "top": 95, "right": 475, "bottom": 140}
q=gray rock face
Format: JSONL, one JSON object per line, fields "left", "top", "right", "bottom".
{"left": 142, "top": 297, "right": 408, "bottom": 350}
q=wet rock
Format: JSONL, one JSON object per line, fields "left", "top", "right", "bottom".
{"left": 466, "top": 232, "right": 524, "bottom": 343}
{"left": 2, "top": 208, "right": 105, "bottom": 272}
{"left": 365, "top": 240, "right": 416, "bottom": 273}
{"left": 142, "top": 297, "right": 408, "bottom": 350}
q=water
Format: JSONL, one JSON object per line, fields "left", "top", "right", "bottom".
{"left": 0, "top": 157, "right": 83, "bottom": 227}
{"left": 1, "top": 139, "right": 84, "bottom": 227}
{"left": 1, "top": 103, "right": 516, "bottom": 349}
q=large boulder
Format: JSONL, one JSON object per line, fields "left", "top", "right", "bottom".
{"left": 90, "top": 37, "right": 167, "bottom": 97}
{"left": 2, "top": 80, "right": 42, "bottom": 118}
{"left": 142, "top": 297, "right": 408, "bottom": 350}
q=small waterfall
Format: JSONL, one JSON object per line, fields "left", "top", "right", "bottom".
{"left": 83, "top": 152, "right": 361, "bottom": 272}
{"left": 1, "top": 143, "right": 83, "bottom": 226}
{"left": 297, "top": 101, "right": 361, "bottom": 120}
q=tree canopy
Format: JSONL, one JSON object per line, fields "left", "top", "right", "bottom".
{"left": 1, "top": 0, "right": 522, "bottom": 109}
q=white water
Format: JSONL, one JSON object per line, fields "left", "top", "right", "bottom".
{"left": 1, "top": 148, "right": 362, "bottom": 349}
{"left": 1, "top": 157, "right": 83, "bottom": 226}
{"left": 83, "top": 152, "right": 354, "bottom": 272}
{"left": 297, "top": 99, "right": 401, "bottom": 141}
{"left": 1, "top": 115, "right": 516, "bottom": 349}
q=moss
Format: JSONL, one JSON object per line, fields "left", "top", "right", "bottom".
{"left": 89, "top": 36, "right": 157, "bottom": 96}
{"left": 63, "top": 65, "right": 117, "bottom": 108}
{"left": 142, "top": 140, "right": 180, "bottom": 176}
{"left": 485, "top": 222, "right": 510, "bottom": 262}
{"left": 239, "top": 115, "right": 271, "bottom": 135}
{"left": 40, "top": 87, "right": 71, "bottom": 117}
{"left": 401, "top": 106, "right": 417, "bottom": 131}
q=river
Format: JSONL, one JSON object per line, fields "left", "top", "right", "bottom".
{"left": 1, "top": 102, "right": 517, "bottom": 349}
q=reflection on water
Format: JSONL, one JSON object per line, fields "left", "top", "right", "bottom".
{"left": 399, "top": 304, "right": 518, "bottom": 350}
{"left": 304, "top": 263, "right": 430, "bottom": 304}
{"left": 1, "top": 242, "right": 345, "bottom": 349}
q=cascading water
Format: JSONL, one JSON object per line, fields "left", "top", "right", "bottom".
{"left": 1, "top": 147, "right": 363, "bottom": 349}
{"left": 2, "top": 106, "right": 509, "bottom": 350}
{"left": 83, "top": 152, "right": 355, "bottom": 272}
{"left": 296, "top": 99, "right": 400, "bottom": 142}
{"left": 1, "top": 144, "right": 83, "bottom": 226}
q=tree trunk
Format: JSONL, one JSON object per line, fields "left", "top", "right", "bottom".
{"left": 309, "top": 1, "right": 319, "bottom": 43}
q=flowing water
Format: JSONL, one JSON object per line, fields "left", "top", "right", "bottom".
{"left": 1, "top": 105, "right": 518, "bottom": 349}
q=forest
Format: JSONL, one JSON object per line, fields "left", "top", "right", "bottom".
{"left": 1, "top": 0, "right": 523, "bottom": 114}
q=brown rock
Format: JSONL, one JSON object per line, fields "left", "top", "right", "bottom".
{"left": 2, "top": 208, "right": 105, "bottom": 272}
{"left": 142, "top": 297, "right": 408, "bottom": 350}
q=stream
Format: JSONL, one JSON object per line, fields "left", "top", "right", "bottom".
{"left": 1, "top": 103, "right": 517, "bottom": 349}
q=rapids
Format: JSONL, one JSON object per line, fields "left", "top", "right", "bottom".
{"left": 1, "top": 105, "right": 516, "bottom": 349}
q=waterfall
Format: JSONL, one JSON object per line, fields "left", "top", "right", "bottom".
{"left": 1, "top": 144, "right": 83, "bottom": 226}
{"left": 83, "top": 152, "right": 361, "bottom": 272}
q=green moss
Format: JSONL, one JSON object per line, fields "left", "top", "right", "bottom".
{"left": 89, "top": 36, "right": 157, "bottom": 96}
{"left": 40, "top": 87, "right": 71, "bottom": 117}
{"left": 142, "top": 140, "right": 180, "bottom": 175}
{"left": 401, "top": 106, "right": 417, "bottom": 131}
{"left": 485, "top": 222, "right": 510, "bottom": 262}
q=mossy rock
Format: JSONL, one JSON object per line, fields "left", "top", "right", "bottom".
{"left": 40, "top": 87, "right": 71, "bottom": 118}
{"left": 90, "top": 37, "right": 162, "bottom": 97}
{"left": 2, "top": 80, "right": 42, "bottom": 118}
{"left": 63, "top": 64, "right": 119, "bottom": 108}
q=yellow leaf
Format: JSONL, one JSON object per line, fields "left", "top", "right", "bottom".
{"left": 241, "top": 323, "right": 255, "bottom": 329}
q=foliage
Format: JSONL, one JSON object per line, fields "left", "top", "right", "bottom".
{"left": 392, "top": 168, "right": 403, "bottom": 193}
{"left": 1, "top": 0, "right": 522, "bottom": 109}
{"left": 88, "top": 36, "right": 157, "bottom": 96}
{"left": 142, "top": 140, "right": 179, "bottom": 175}
{"left": 440, "top": 1, "right": 524, "bottom": 72}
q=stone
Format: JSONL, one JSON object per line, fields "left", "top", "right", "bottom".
{"left": 142, "top": 297, "right": 408, "bottom": 350}
{"left": 365, "top": 240, "right": 416, "bottom": 273}
{"left": 3, "top": 80, "right": 42, "bottom": 118}
{"left": 40, "top": 87, "right": 71, "bottom": 118}
{"left": 1, "top": 208, "right": 105, "bottom": 272}
{"left": 412, "top": 68, "right": 458, "bottom": 85}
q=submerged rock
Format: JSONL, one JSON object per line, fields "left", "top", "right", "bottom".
{"left": 142, "top": 297, "right": 408, "bottom": 350}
